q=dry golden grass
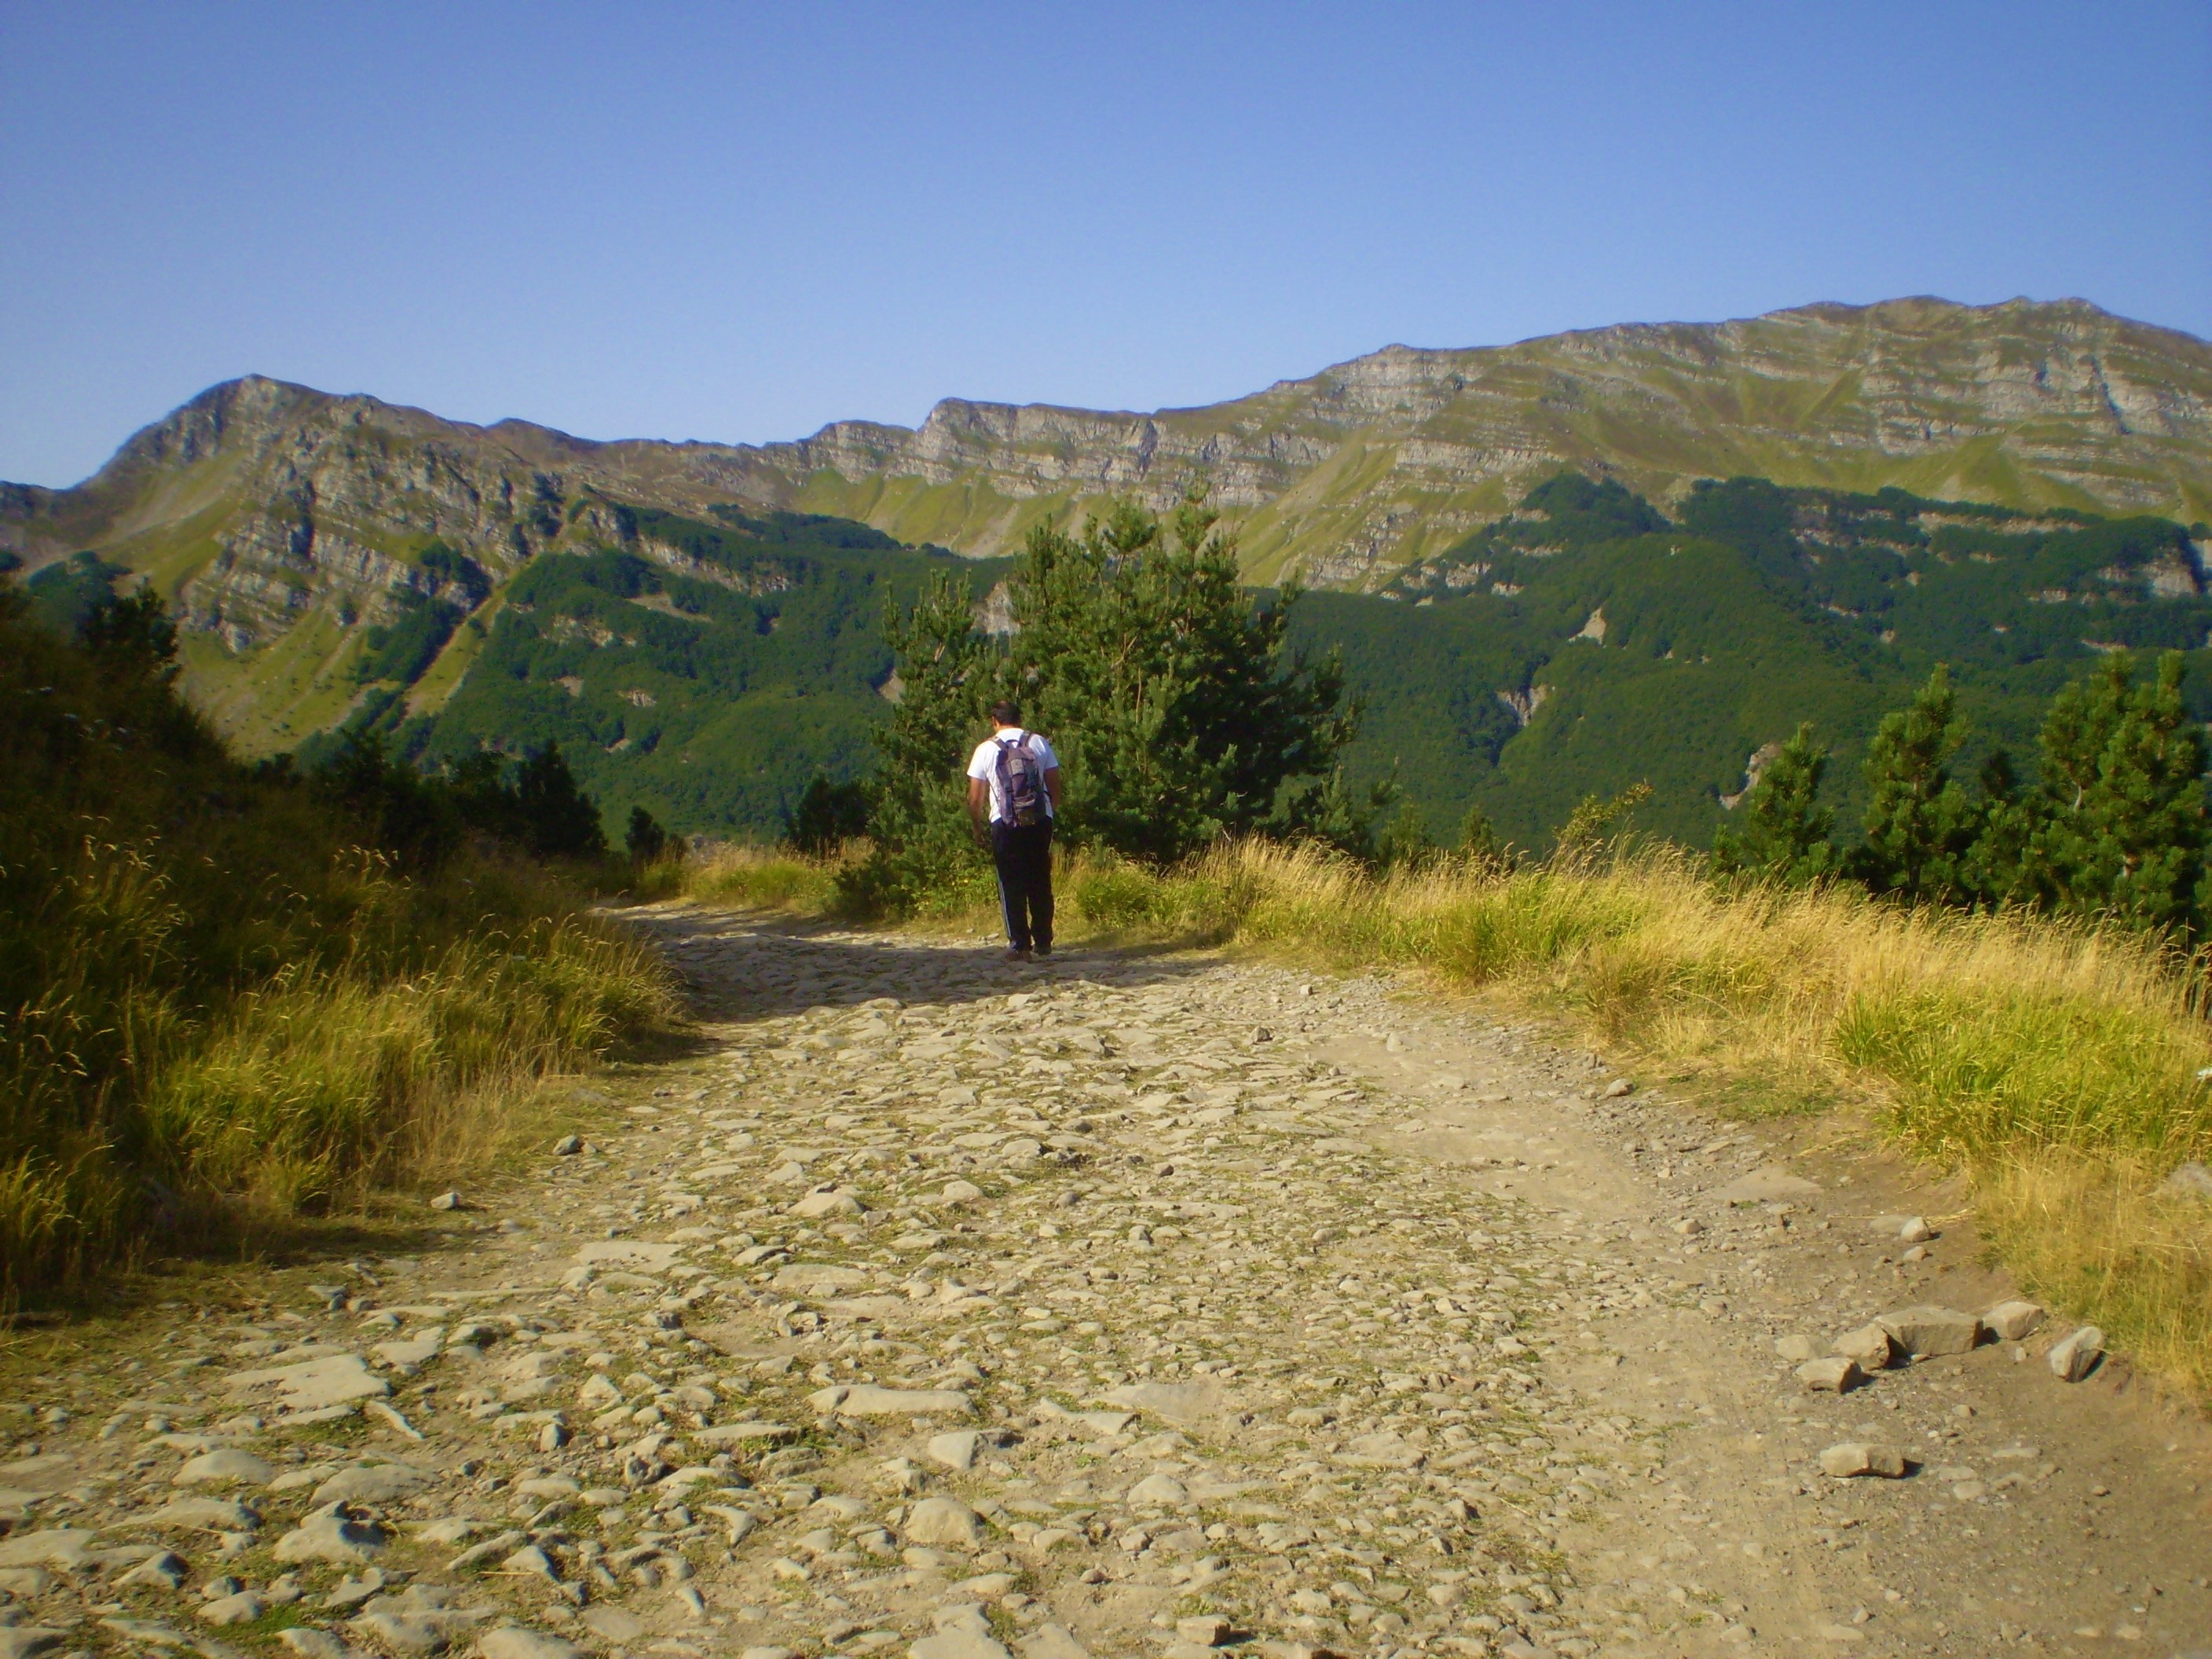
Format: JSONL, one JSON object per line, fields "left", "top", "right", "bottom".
{"left": 650, "top": 843, "right": 851, "bottom": 913}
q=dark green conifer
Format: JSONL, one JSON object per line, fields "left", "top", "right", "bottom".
{"left": 2020, "top": 650, "right": 2207, "bottom": 932}
{"left": 1851, "top": 666, "right": 1983, "bottom": 905}
{"left": 1711, "top": 723, "right": 1840, "bottom": 884}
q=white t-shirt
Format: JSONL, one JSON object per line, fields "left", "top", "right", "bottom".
{"left": 966, "top": 729, "right": 1060, "bottom": 823}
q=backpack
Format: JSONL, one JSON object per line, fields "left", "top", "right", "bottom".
{"left": 994, "top": 734, "right": 1049, "bottom": 827}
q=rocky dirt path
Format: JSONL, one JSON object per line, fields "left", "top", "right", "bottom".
{"left": 4, "top": 912, "right": 2209, "bottom": 1659}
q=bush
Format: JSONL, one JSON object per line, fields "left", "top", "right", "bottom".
{"left": 0, "top": 581, "right": 676, "bottom": 1298}
{"left": 787, "top": 775, "right": 870, "bottom": 854}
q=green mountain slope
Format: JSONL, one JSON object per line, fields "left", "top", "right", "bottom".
{"left": 2, "top": 295, "right": 2208, "bottom": 845}
{"left": 391, "top": 511, "right": 1006, "bottom": 836}
{"left": 1315, "top": 477, "right": 2212, "bottom": 848}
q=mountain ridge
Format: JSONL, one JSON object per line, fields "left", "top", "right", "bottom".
{"left": 4, "top": 294, "right": 2209, "bottom": 767}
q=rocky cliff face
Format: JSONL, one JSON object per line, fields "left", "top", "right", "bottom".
{"left": 724, "top": 296, "right": 2212, "bottom": 582}
{"left": 3, "top": 295, "right": 2207, "bottom": 750}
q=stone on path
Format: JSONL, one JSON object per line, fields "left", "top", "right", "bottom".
{"left": 2049, "top": 1325, "right": 2106, "bottom": 1382}
{"left": 1983, "top": 1299, "right": 2047, "bottom": 1341}
{"left": 313, "top": 1463, "right": 430, "bottom": 1506}
{"left": 904, "top": 1496, "right": 986, "bottom": 1547}
{"left": 927, "top": 1430, "right": 982, "bottom": 1470}
{"left": 273, "top": 1509, "right": 387, "bottom": 1565}
{"left": 789, "top": 1184, "right": 866, "bottom": 1217}
{"left": 0, "top": 1628, "right": 65, "bottom": 1659}
{"left": 1018, "top": 1627, "right": 1092, "bottom": 1659}
{"left": 1712, "top": 1166, "right": 1821, "bottom": 1203}
{"left": 478, "top": 1628, "right": 585, "bottom": 1659}
{"left": 175, "top": 1448, "right": 275, "bottom": 1487}
{"left": 1875, "top": 1306, "right": 1983, "bottom": 1358}
{"left": 145, "top": 1496, "right": 259, "bottom": 1530}
{"left": 278, "top": 1631, "right": 351, "bottom": 1659}
{"left": 1834, "top": 1324, "right": 1896, "bottom": 1369}
{"left": 200, "top": 1592, "right": 263, "bottom": 1626}
{"left": 1797, "top": 1356, "right": 1864, "bottom": 1392}
{"left": 225, "top": 1352, "right": 389, "bottom": 1413}
{"left": 0, "top": 1529, "right": 96, "bottom": 1569}
{"left": 1819, "top": 1443, "right": 1910, "bottom": 1478}
{"left": 775, "top": 1262, "right": 869, "bottom": 1295}
{"left": 118, "top": 1551, "right": 189, "bottom": 1591}
{"left": 580, "top": 1607, "right": 646, "bottom": 1643}
{"left": 1775, "top": 1334, "right": 1818, "bottom": 1362}
{"left": 691, "top": 1421, "right": 794, "bottom": 1448}
{"left": 914, "top": 1604, "right": 1013, "bottom": 1659}
{"left": 810, "top": 1384, "right": 971, "bottom": 1416}
{"left": 1100, "top": 1380, "right": 1217, "bottom": 1424}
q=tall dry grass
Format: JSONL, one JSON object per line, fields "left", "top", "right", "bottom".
{"left": 660, "top": 833, "right": 2211, "bottom": 1397}
{"left": 1080, "top": 840, "right": 2212, "bottom": 1398}
{"left": 0, "top": 594, "right": 681, "bottom": 1299}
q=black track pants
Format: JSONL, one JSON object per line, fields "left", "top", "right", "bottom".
{"left": 991, "top": 819, "right": 1054, "bottom": 953}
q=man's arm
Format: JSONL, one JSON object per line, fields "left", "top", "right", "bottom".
{"left": 1044, "top": 766, "right": 1064, "bottom": 810}
{"left": 967, "top": 775, "right": 991, "bottom": 840}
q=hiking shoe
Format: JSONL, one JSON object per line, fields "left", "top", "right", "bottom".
{"left": 1033, "top": 945, "right": 1053, "bottom": 959}
{"left": 1004, "top": 947, "right": 1032, "bottom": 961}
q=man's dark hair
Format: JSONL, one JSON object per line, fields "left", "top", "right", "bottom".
{"left": 989, "top": 700, "right": 1022, "bottom": 727}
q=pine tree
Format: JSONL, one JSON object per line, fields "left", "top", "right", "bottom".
{"left": 513, "top": 742, "right": 606, "bottom": 859}
{"left": 1001, "top": 484, "right": 1356, "bottom": 864}
{"left": 1458, "top": 802, "right": 1511, "bottom": 869}
{"left": 625, "top": 805, "right": 672, "bottom": 864}
{"left": 847, "top": 572, "right": 994, "bottom": 907}
{"left": 786, "top": 775, "right": 870, "bottom": 855}
{"left": 1711, "top": 723, "right": 1840, "bottom": 884}
{"left": 1851, "top": 665, "right": 1983, "bottom": 905}
{"left": 1375, "top": 800, "right": 1434, "bottom": 871}
{"left": 2021, "top": 650, "right": 2207, "bottom": 932}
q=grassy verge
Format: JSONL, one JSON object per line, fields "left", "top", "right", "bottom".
{"left": 2, "top": 597, "right": 680, "bottom": 1300}
{"left": 655, "top": 834, "right": 2212, "bottom": 1400}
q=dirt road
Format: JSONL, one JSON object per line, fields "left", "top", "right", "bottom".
{"left": 3, "top": 910, "right": 2207, "bottom": 1659}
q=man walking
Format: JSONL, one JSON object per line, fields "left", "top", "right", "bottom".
{"left": 966, "top": 701, "right": 1062, "bottom": 960}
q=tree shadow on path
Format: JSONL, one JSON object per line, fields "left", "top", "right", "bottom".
{"left": 610, "top": 903, "right": 1213, "bottom": 1024}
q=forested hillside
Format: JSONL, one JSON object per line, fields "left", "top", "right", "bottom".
{"left": 25, "top": 465, "right": 2202, "bottom": 852}
{"left": 1320, "top": 475, "right": 2212, "bottom": 847}
{"left": 393, "top": 509, "right": 1003, "bottom": 836}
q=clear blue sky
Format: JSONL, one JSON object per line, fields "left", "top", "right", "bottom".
{"left": 3, "top": 1, "right": 2207, "bottom": 487}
